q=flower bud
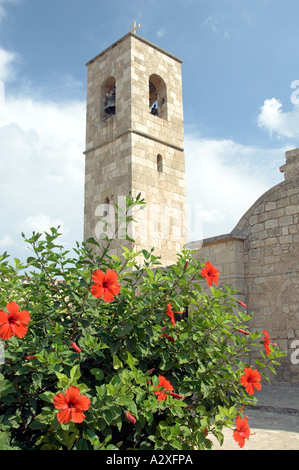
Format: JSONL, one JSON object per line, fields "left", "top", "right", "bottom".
{"left": 71, "top": 342, "right": 82, "bottom": 353}
{"left": 125, "top": 412, "right": 136, "bottom": 424}
{"left": 238, "top": 329, "right": 250, "bottom": 336}
{"left": 169, "top": 391, "right": 184, "bottom": 400}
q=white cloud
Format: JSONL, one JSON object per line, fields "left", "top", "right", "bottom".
{"left": 202, "top": 13, "right": 229, "bottom": 38}
{"left": 203, "top": 15, "right": 219, "bottom": 34}
{"left": 1, "top": 95, "right": 85, "bottom": 148}
{"left": 185, "top": 134, "right": 285, "bottom": 241}
{"left": 0, "top": 0, "right": 22, "bottom": 24}
{"left": 20, "top": 214, "right": 69, "bottom": 238}
{"left": 0, "top": 47, "right": 18, "bottom": 81}
{"left": 257, "top": 97, "right": 299, "bottom": 139}
{"left": 0, "top": 235, "right": 14, "bottom": 248}
{"left": 157, "top": 27, "right": 167, "bottom": 38}
{"left": 201, "top": 209, "right": 226, "bottom": 224}
{"left": 0, "top": 47, "right": 86, "bottom": 261}
{"left": 0, "top": 46, "right": 20, "bottom": 106}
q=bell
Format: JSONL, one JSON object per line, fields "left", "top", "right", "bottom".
{"left": 104, "top": 89, "right": 116, "bottom": 115}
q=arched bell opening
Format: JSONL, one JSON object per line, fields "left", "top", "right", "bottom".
{"left": 149, "top": 74, "right": 167, "bottom": 120}
{"left": 101, "top": 76, "right": 116, "bottom": 119}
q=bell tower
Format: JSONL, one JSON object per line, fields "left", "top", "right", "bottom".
{"left": 83, "top": 28, "right": 187, "bottom": 266}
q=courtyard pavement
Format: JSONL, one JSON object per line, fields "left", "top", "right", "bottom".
{"left": 211, "top": 383, "right": 299, "bottom": 450}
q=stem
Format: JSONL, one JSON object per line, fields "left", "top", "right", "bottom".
{"left": 13, "top": 382, "right": 27, "bottom": 430}
{"left": 32, "top": 241, "right": 73, "bottom": 313}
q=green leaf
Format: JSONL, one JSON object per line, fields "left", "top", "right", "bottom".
{"left": 90, "top": 368, "right": 104, "bottom": 382}
{"left": 0, "top": 378, "right": 14, "bottom": 397}
{"left": 84, "top": 429, "right": 100, "bottom": 447}
{"left": 76, "top": 438, "right": 89, "bottom": 450}
{"left": 96, "top": 384, "right": 107, "bottom": 400}
{"left": 116, "top": 395, "right": 134, "bottom": 407}
{"left": 28, "top": 419, "right": 48, "bottom": 431}
{"left": 142, "top": 249, "right": 150, "bottom": 260}
{"left": 55, "top": 371, "right": 69, "bottom": 382}
{"left": 47, "top": 351, "right": 59, "bottom": 364}
{"left": 102, "top": 408, "right": 114, "bottom": 424}
{"left": 112, "top": 354, "right": 123, "bottom": 370}
{"left": 171, "top": 440, "right": 183, "bottom": 450}
{"left": 145, "top": 267, "right": 154, "bottom": 278}
{"left": 86, "top": 237, "right": 100, "bottom": 246}
{"left": 39, "top": 391, "right": 55, "bottom": 403}
{"left": 126, "top": 351, "right": 137, "bottom": 369}
{"left": 201, "top": 382, "right": 213, "bottom": 399}
{"left": 105, "top": 444, "right": 119, "bottom": 450}
{"left": 116, "top": 323, "right": 133, "bottom": 337}
{"left": 70, "top": 364, "right": 81, "bottom": 383}
{"left": 110, "top": 255, "right": 122, "bottom": 262}
{"left": 213, "top": 429, "right": 224, "bottom": 446}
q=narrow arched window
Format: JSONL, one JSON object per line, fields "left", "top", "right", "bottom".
{"left": 157, "top": 154, "right": 163, "bottom": 172}
{"left": 101, "top": 77, "right": 116, "bottom": 119}
{"left": 149, "top": 74, "right": 167, "bottom": 120}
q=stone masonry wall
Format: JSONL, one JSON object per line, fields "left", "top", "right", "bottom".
{"left": 187, "top": 235, "right": 246, "bottom": 299}
{"left": 84, "top": 33, "right": 187, "bottom": 266}
{"left": 192, "top": 149, "right": 299, "bottom": 383}
{"left": 233, "top": 175, "right": 299, "bottom": 382}
{"left": 129, "top": 35, "right": 187, "bottom": 265}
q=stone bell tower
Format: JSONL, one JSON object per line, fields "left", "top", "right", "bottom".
{"left": 83, "top": 27, "right": 187, "bottom": 266}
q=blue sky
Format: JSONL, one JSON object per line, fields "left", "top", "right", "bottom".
{"left": 0, "top": 0, "right": 299, "bottom": 261}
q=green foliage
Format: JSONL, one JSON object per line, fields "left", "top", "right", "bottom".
{"left": 0, "top": 195, "right": 286, "bottom": 450}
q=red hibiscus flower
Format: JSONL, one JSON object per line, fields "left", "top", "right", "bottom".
{"left": 53, "top": 386, "right": 91, "bottom": 424}
{"left": 0, "top": 302, "right": 31, "bottom": 340}
{"left": 125, "top": 412, "right": 137, "bottom": 424}
{"left": 154, "top": 375, "right": 174, "bottom": 402}
{"left": 262, "top": 330, "right": 277, "bottom": 356}
{"left": 90, "top": 269, "right": 121, "bottom": 303}
{"left": 240, "top": 367, "right": 261, "bottom": 395}
{"left": 166, "top": 303, "right": 176, "bottom": 326}
{"left": 201, "top": 262, "right": 219, "bottom": 286}
{"left": 233, "top": 415, "right": 250, "bottom": 448}
{"left": 71, "top": 342, "right": 82, "bottom": 354}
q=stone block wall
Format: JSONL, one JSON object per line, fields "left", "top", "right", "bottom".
{"left": 84, "top": 131, "right": 132, "bottom": 243}
{"left": 193, "top": 149, "right": 299, "bottom": 383}
{"left": 130, "top": 135, "right": 186, "bottom": 266}
{"left": 84, "top": 32, "right": 187, "bottom": 266}
{"left": 234, "top": 178, "right": 299, "bottom": 382}
{"left": 130, "top": 34, "right": 184, "bottom": 150}
{"left": 187, "top": 235, "right": 246, "bottom": 298}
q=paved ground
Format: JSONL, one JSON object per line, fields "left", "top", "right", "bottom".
{"left": 211, "top": 383, "right": 299, "bottom": 450}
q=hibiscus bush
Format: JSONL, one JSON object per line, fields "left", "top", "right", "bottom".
{"left": 0, "top": 195, "right": 286, "bottom": 450}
